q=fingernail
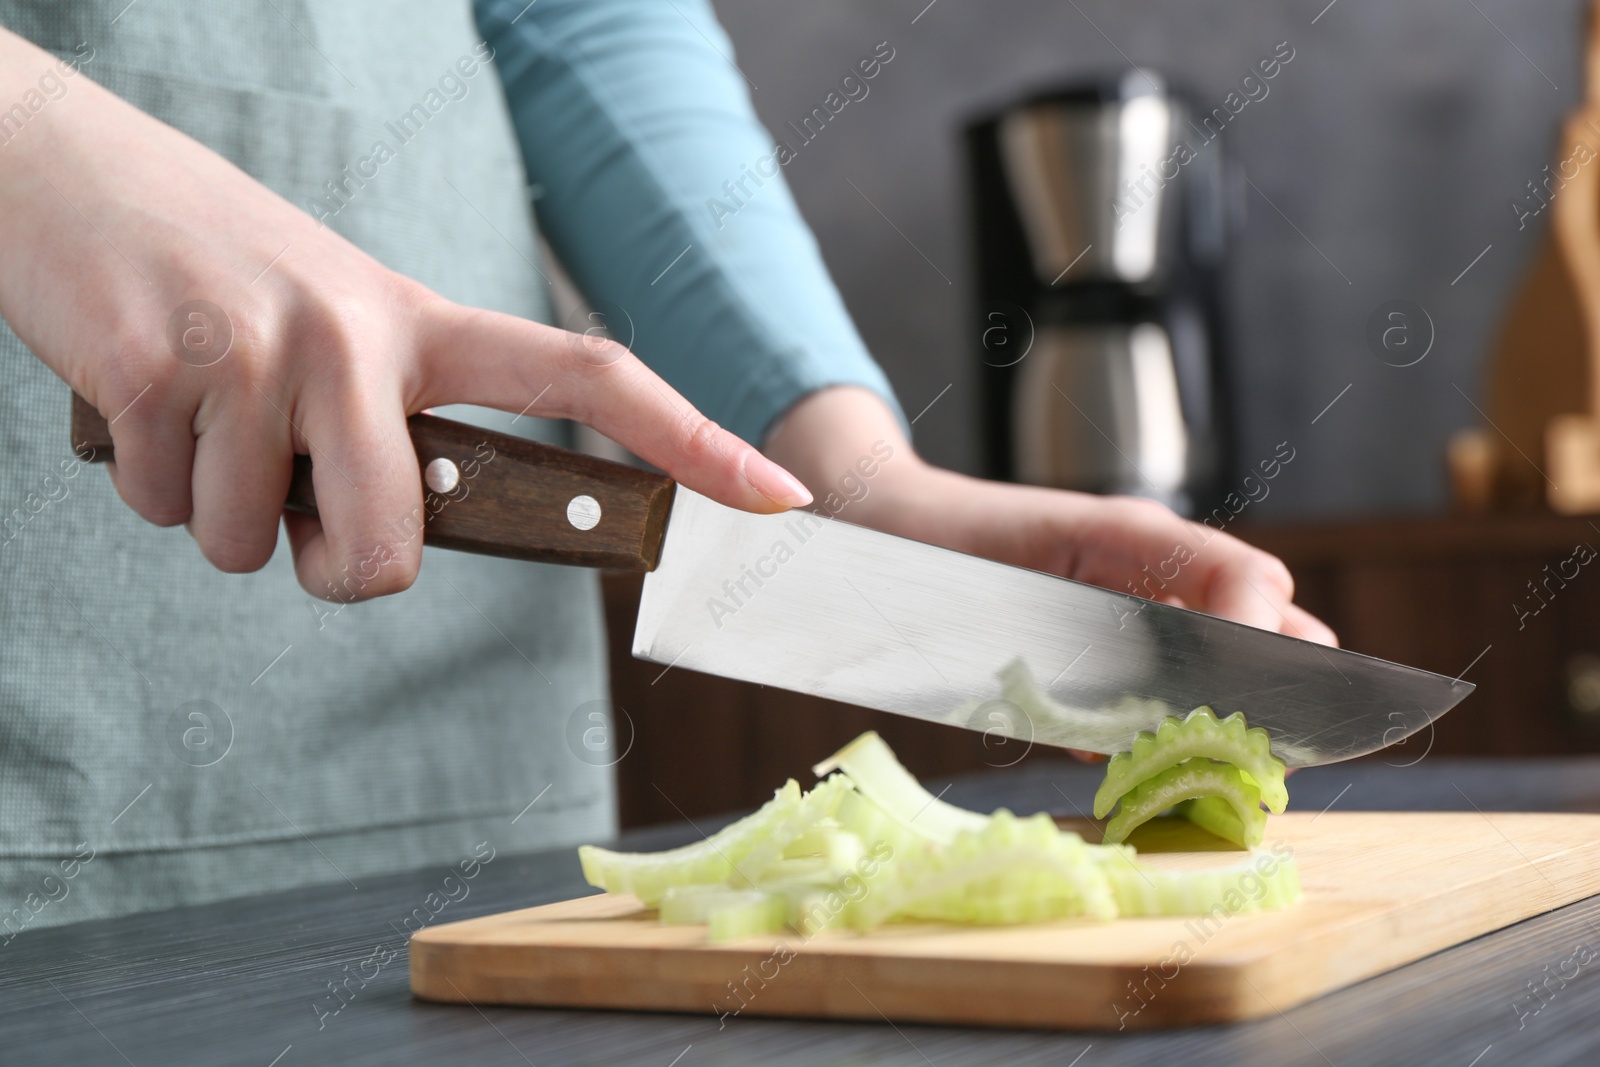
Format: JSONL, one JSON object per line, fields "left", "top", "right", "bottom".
{"left": 742, "top": 453, "right": 812, "bottom": 508}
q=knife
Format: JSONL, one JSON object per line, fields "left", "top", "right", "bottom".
{"left": 72, "top": 395, "right": 1471, "bottom": 766}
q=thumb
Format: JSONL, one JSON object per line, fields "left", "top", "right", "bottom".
{"left": 417, "top": 305, "right": 811, "bottom": 513}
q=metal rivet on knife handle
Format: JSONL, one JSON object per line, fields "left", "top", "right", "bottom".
{"left": 425, "top": 457, "right": 461, "bottom": 495}
{"left": 567, "top": 494, "right": 602, "bottom": 531}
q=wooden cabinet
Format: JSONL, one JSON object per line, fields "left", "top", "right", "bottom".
{"left": 1245, "top": 512, "right": 1600, "bottom": 758}
{"left": 601, "top": 511, "right": 1600, "bottom": 828}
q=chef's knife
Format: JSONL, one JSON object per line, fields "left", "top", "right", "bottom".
{"left": 72, "top": 396, "right": 1471, "bottom": 765}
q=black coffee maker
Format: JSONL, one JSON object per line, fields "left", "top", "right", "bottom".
{"left": 966, "top": 70, "right": 1235, "bottom": 516}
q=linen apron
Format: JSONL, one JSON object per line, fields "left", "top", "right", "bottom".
{"left": 0, "top": 0, "right": 612, "bottom": 930}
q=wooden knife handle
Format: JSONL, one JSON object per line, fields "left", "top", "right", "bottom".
{"left": 70, "top": 392, "right": 676, "bottom": 571}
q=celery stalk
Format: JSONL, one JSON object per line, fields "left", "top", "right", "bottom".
{"left": 708, "top": 892, "right": 788, "bottom": 942}
{"left": 813, "top": 731, "right": 987, "bottom": 845}
{"left": 578, "top": 780, "right": 802, "bottom": 905}
{"left": 1092, "top": 706, "right": 1288, "bottom": 818}
{"left": 1102, "top": 761, "right": 1267, "bottom": 846}
{"left": 575, "top": 730, "right": 1299, "bottom": 945}
{"left": 660, "top": 886, "right": 787, "bottom": 942}
{"left": 1100, "top": 846, "right": 1302, "bottom": 917}
{"left": 783, "top": 825, "right": 866, "bottom": 871}
{"left": 659, "top": 885, "right": 759, "bottom": 924}
{"left": 731, "top": 773, "right": 854, "bottom": 886}
{"left": 754, "top": 857, "right": 835, "bottom": 884}
{"left": 1174, "top": 795, "right": 1251, "bottom": 848}
{"left": 847, "top": 811, "right": 1117, "bottom": 930}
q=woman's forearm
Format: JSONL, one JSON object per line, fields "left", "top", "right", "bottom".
{"left": 0, "top": 27, "right": 97, "bottom": 191}
{"left": 763, "top": 386, "right": 919, "bottom": 518}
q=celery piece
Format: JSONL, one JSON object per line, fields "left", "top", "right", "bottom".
{"left": 708, "top": 892, "right": 788, "bottom": 943}
{"left": 1092, "top": 707, "right": 1288, "bottom": 818}
{"left": 893, "top": 861, "right": 1104, "bottom": 926}
{"left": 578, "top": 780, "right": 801, "bottom": 905}
{"left": 659, "top": 885, "right": 758, "bottom": 924}
{"left": 764, "top": 823, "right": 870, "bottom": 886}
{"left": 1100, "top": 846, "right": 1302, "bottom": 917}
{"left": 754, "top": 857, "right": 835, "bottom": 884}
{"left": 771, "top": 880, "right": 852, "bottom": 938}
{"left": 1101, "top": 760, "right": 1266, "bottom": 847}
{"left": 832, "top": 788, "right": 936, "bottom": 861}
{"left": 783, "top": 824, "right": 866, "bottom": 871}
{"left": 783, "top": 823, "right": 840, "bottom": 857}
{"left": 576, "top": 731, "right": 1301, "bottom": 945}
{"left": 847, "top": 810, "right": 1117, "bottom": 930}
{"left": 1175, "top": 795, "right": 1251, "bottom": 848}
{"left": 659, "top": 886, "right": 787, "bottom": 942}
{"left": 734, "top": 774, "right": 854, "bottom": 886}
{"left": 814, "top": 731, "right": 988, "bottom": 845}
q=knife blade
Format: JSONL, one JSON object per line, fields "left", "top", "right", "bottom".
{"left": 71, "top": 396, "right": 1470, "bottom": 764}
{"left": 633, "top": 488, "right": 1473, "bottom": 767}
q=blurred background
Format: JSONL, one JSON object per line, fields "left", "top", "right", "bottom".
{"left": 714, "top": 0, "right": 1584, "bottom": 512}
{"left": 602, "top": 0, "right": 1600, "bottom": 826}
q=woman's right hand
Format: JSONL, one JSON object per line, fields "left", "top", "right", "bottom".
{"left": 0, "top": 28, "right": 811, "bottom": 600}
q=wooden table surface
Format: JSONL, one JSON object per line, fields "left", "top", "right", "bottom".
{"left": 6, "top": 757, "right": 1600, "bottom": 1067}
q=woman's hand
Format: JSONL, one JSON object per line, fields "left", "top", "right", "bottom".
{"left": 765, "top": 386, "right": 1336, "bottom": 646}
{"left": 0, "top": 29, "right": 809, "bottom": 600}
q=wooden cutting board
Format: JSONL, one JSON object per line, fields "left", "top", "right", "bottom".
{"left": 410, "top": 812, "right": 1600, "bottom": 1030}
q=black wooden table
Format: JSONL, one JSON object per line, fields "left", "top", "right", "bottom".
{"left": 6, "top": 758, "right": 1600, "bottom": 1066}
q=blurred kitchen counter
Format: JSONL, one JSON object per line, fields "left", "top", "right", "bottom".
{"left": 603, "top": 509, "right": 1600, "bottom": 828}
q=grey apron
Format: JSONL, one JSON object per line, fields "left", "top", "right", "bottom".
{"left": 0, "top": 0, "right": 612, "bottom": 931}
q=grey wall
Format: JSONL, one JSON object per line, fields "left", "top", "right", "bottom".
{"left": 712, "top": 0, "right": 1588, "bottom": 518}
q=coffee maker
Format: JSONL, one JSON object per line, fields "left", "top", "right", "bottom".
{"left": 966, "top": 70, "right": 1235, "bottom": 516}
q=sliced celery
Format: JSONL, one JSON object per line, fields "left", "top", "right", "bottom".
{"left": 578, "top": 779, "right": 801, "bottom": 905}
{"left": 755, "top": 857, "right": 835, "bottom": 884}
{"left": 1175, "top": 795, "right": 1251, "bottom": 848}
{"left": 659, "top": 885, "right": 759, "bottom": 924}
{"left": 833, "top": 787, "right": 937, "bottom": 861}
{"left": 813, "top": 731, "right": 987, "bottom": 845}
{"left": 772, "top": 879, "right": 850, "bottom": 938}
{"left": 783, "top": 824, "right": 866, "bottom": 870}
{"left": 709, "top": 892, "right": 788, "bottom": 942}
{"left": 1092, "top": 706, "right": 1288, "bottom": 818}
{"left": 847, "top": 811, "right": 1117, "bottom": 930}
{"left": 576, "top": 730, "right": 1299, "bottom": 945}
{"left": 732, "top": 773, "right": 854, "bottom": 886}
{"left": 660, "top": 886, "right": 787, "bottom": 942}
{"left": 1101, "top": 847, "right": 1302, "bottom": 917}
{"left": 1102, "top": 761, "right": 1266, "bottom": 847}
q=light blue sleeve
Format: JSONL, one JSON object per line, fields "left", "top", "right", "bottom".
{"left": 474, "top": 0, "right": 905, "bottom": 446}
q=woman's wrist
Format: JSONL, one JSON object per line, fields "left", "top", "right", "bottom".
{"left": 762, "top": 384, "right": 926, "bottom": 528}
{"left": 761, "top": 383, "right": 1074, "bottom": 560}
{"left": 0, "top": 29, "right": 109, "bottom": 283}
